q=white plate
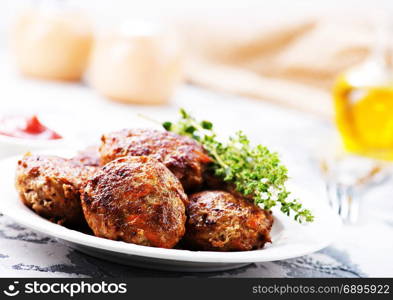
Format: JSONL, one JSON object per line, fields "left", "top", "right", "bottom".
{"left": 0, "top": 152, "right": 342, "bottom": 272}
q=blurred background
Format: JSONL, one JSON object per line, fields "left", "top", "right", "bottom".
{"left": 1, "top": 0, "right": 393, "bottom": 276}
{"left": 2, "top": 0, "right": 393, "bottom": 111}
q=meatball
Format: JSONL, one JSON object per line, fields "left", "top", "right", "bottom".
{"left": 184, "top": 191, "right": 273, "bottom": 251}
{"left": 81, "top": 156, "right": 187, "bottom": 248}
{"left": 15, "top": 154, "right": 96, "bottom": 226}
{"left": 72, "top": 145, "right": 100, "bottom": 167}
{"left": 99, "top": 128, "right": 211, "bottom": 191}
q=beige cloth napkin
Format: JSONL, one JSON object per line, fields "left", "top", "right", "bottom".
{"left": 176, "top": 15, "right": 375, "bottom": 119}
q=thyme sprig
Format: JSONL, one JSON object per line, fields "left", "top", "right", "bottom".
{"left": 163, "top": 109, "right": 314, "bottom": 223}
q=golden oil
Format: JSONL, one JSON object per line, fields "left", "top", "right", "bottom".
{"left": 333, "top": 63, "right": 393, "bottom": 160}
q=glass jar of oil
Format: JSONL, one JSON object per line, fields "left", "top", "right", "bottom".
{"left": 333, "top": 61, "right": 393, "bottom": 160}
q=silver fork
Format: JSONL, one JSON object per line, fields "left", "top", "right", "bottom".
{"left": 320, "top": 154, "right": 391, "bottom": 224}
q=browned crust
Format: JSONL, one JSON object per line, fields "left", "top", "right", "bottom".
{"left": 81, "top": 156, "right": 187, "bottom": 248}
{"left": 184, "top": 190, "right": 274, "bottom": 251}
{"left": 99, "top": 128, "right": 211, "bottom": 191}
{"left": 15, "top": 153, "right": 96, "bottom": 226}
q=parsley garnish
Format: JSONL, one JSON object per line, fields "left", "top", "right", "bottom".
{"left": 164, "top": 109, "right": 314, "bottom": 223}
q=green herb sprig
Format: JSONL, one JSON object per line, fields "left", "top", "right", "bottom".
{"left": 163, "top": 109, "right": 314, "bottom": 223}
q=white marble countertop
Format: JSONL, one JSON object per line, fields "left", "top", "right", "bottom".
{"left": 0, "top": 60, "right": 392, "bottom": 278}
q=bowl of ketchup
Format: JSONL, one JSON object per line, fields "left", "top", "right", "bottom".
{"left": 0, "top": 115, "right": 64, "bottom": 158}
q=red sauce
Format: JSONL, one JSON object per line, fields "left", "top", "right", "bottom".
{"left": 0, "top": 115, "right": 62, "bottom": 140}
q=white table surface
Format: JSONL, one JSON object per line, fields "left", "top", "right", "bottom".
{"left": 0, "top": 56, "right": 392, "bottom": 278}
